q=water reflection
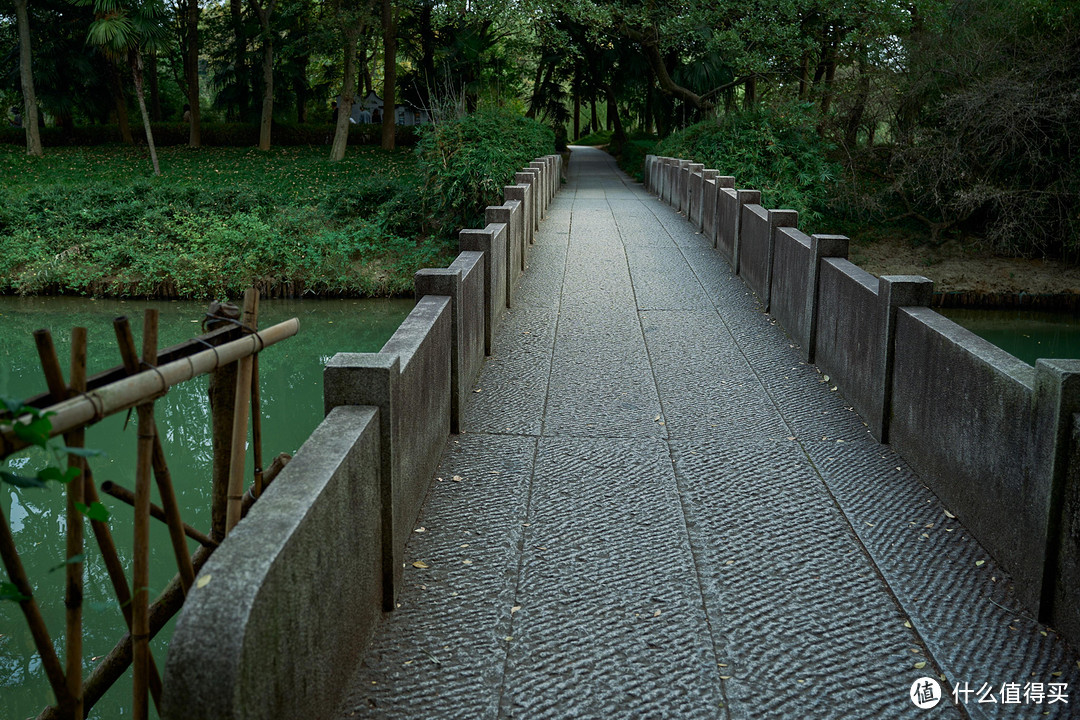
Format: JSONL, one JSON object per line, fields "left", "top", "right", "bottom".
{"left": 939, "top": 308, "right": 1080, "bottom": 366}
{"left": 1, "top": 296, "right": 410, "bottom": 720}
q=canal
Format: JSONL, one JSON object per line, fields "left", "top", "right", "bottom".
{"left": 939, "top": 307, "right": 1080, "bottom": 366}
{"left": 1, "top": 296, "right": 411, "bottom": 720}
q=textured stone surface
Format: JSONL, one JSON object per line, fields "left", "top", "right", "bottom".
{"left": 337, "top": 147, "right": 1080, "bottom": 720}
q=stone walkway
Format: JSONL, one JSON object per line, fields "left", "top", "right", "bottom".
{"left": 336, "top": 147, "right": 1080, "bottom": 719}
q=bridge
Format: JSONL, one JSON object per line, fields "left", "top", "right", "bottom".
{"left": 163, "top": 147, "right": 1080, "bottom": 719}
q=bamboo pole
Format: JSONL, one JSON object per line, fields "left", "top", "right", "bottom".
{"left": 64, "top": 327, "right": 87, "bottom": 720}
{"left": 101, "top": 481, "right": 217, "bottom": 549}
{"left": 225, "top": 289, "right": 259, "bottom": 534}
{"left": 0, "top": 318, "right": 299, "bottom": 456}
{"left": 205, "top": 303, "right": 241, "bottom": 543}
{"left": 35, "top": 545, "right": 214, "bottom": 720}
{"left": 32, "top": 330, "right": 165, "bottom": 712}
{"left": 132, "top": 309, "right": 157, "bottom": 720}
{"left": 113, "top": 317, "right": 196, "bottom": 592}
{"left": 0, "top": 499, "right": 74, "bottom": 711}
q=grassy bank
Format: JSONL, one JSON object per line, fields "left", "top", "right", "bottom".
{"left": 0, "top": 108, "right": 555, "bottom": 299}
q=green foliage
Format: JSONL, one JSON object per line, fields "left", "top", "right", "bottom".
{"left": 416, "top": 106, "right": 556, "bottom": 231}
{"left": 0, "top": 123, "right": 419, "bottom": 148}
{"left": 0, "top": 397, "right": 101, "bottom": 490}
{"left": 0, "top": 144, "right": 459, "bottom": 297}
{"left": 574, "top": 129, "right": 613, "bottom": 146}
{"left": 656, "top": 105, "right": 840, "bottom": 228}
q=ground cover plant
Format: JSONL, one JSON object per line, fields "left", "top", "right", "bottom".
{"left": 0, "top": 107, "right": 554, "bottom": 299}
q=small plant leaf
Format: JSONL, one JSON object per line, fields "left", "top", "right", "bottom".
{"left": 75, "top": 501, "right": 110, "bottom": 522}
{"left": 1, "top": 470, "right": 48, "bottom": 489}
{"left": 13, "top": 416, "right": 52, "bottom": 448}
{"left": 1, "top": 581, "right": 29, "bottom": 603}
{"left": 49, "top": 553, "right": 87, "bottom": 572}
{"left": 58, "top": 446, "right": 106, "bottom": 459}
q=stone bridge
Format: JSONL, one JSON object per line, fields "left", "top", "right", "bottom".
{"left": 162, "top": 147, "right": 1080, "bottom": 719}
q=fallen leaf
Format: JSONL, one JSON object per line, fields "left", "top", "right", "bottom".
{"left": 473, "top": 388, "right": 482, "bottom": 393}
{"left": 653, "top": 609, "right": 661, "bottom": 617}
{"left": 976, "top": 560, "right": 986, "bottom": 567}
{"left": 720, "top": 675, "right": 732, "bottom": 680}
{"left": 462, "top": 559, "right": 473, "bottom": 565}
{"left": 904, "top": 621, "right": 912, "bottom": 628}
{"left": 511, "top": 606, "right": 521, "bottom": 614}
{"left": 914, "top": 661, "right": 926, "bottom": 669}
{"left": 452, "top": 475, "right": 464, "bottom": 482}
{"left": 944, "top": 509, "right": 956, "bottom": 519}
{"left": 505, "top": 636, "right": 513, "bottom": 641}
{"left": 822, "top": 375, "right": 830, "bottom": 382}
{"left": 412, "top": 561, "right": 429, "bottom": 569}
{"left": 1052, "top": 671, "right": 1063, "bottom": 677}
{"left": 415, "top": 527, "right": 427, "bottom": 533}
{"left": 196, "top": 575, "right": 212, "bottom": 589}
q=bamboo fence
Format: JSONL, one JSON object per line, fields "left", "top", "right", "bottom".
{"left": 0, "top": 292, "right": 297, "bottom": 720}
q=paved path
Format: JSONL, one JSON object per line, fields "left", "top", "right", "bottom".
{"left": 336, "top": 147, "right": 1079, "bottom": 719}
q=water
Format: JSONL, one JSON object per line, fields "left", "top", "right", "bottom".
{"left": 0, "top": 296, "right": 410, "bottom": 720}
{"left": 938, "top": 308, "right": 1080, "bottom": 366}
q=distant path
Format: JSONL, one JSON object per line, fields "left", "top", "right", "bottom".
{"left": 336, "top": 146, "right": 1079, "bottom": 719}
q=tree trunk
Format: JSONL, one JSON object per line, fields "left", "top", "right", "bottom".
{"left": 184, "top": 0, "right": 201, "bottom": 147}
{"left": 148, "top": 52, "right": 162, "bottom": 121}
{"left": 572, "top": 60, "right": 581, "bottom": 140}
{"left": 131, "top": 52, "right": 161, "bottom": 176}
{"left": 844, "top": 49, "right": 870, "bottom": 148}
{"left": 13, "top": 0, "right": 42, "bottom": 156}
{"left": 644, "top": 66, "right": 654, "bottom": 135}
{"left": 231, "top": 0, "right": 247, "bottom": 121}
{"left": 590, "top": 96, "right": 598, "bottom": 135}
{"left": 380, "top": 0, "right": 397, "bottom": 151}
{"left": 111, "top": 62, "right": 134, "bottom": 144}
{"left": 603, "top": 83, "right": 625, "bottom": 146}
{"left": 330, "top": 25, "right": 360, "bottom": 162}
{"left": 250, "top": 0, "right": 277, "bottom": 151}
{"left": 743, "top": 75, "right": 756, "bottom": 110}
{"left": 798, "top": 52, "right": 810, "bottom": 100}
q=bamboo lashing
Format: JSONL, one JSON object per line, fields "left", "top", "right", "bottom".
{"left": 226, "top": 289, "right": 259, "bottom": 534}
{"left": 132, "top": 309, "right": 158, "bottom": 720}
{"left": 31, "top": 330, "right": 166, "bottom": 713}
{"left": 65, "top": 327, "right": 87, "bottom": 720}
{"left": 0, "top": 318, "right": 299, "bottom": 456}
{"left": 113, "top": 316, "right": 196, "bottom": 593}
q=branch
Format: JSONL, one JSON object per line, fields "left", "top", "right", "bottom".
{"left": 619, "top": 23, "right": 713, "bottom": 112}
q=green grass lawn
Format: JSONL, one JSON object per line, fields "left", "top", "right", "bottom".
{"left": 0, "top": 144, "right": 451, "bottom": 299}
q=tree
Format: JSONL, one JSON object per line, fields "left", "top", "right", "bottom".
{"left": 330, "top": 0, "right": 378, "bottom": 161}
{"left": 380, "top": 0, "right": 397, "bottom": 150}
{"left": 86, "top": 0, "right": 169, "bottom": 175}
{"left": 177, "top": 0, "right": 201, "bottom": 145}
{"left": 12, "top": 0, "right": 42, "bottom": 156}
{"left": 248, "top": 0, "right": 277, "bottom": 150}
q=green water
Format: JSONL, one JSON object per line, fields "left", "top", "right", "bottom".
{"left": 939, "top": 308, "right": 1080, "bottom": 366}
{"left": 0, "top": 296, "right": 410, "bottom": 720}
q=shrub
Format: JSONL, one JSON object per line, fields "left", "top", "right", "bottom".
{"left": 655, "top": 104, "right": 839, "bottom": 229}
{"left": 415, "top": 106, "right": 555, "bottom": 231}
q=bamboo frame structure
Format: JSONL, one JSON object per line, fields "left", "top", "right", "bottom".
{"left": 0, "top": 291, "right": 296, "bottom": 720}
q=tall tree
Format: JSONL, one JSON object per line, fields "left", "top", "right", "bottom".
{"left": 86, "top": 0, "right": 168, "bottom": 175}
{"left": 249, "top": 0, "right": 277, "bottom": 150}
{"left": 330, "top": 0, "right": 378, "bottom": 161}
{"left": 179, "top": 0, "right": 201, "bottom": 145}
{"left": 12, "top": 0, "right": 43, "bottom": 156}
{"left": 380, "top": 0, "right": 397, "bottom": 150}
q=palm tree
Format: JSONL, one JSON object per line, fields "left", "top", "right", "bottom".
{"left": 84, "top": 0, "right": 168, "bottom": 175}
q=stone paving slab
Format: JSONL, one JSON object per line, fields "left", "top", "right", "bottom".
{"left": 337, "top": 147, "right": 1080, "bottom": 720}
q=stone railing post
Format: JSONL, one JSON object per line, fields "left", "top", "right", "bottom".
{"left": 875, "top": 275, "right": 934, "bottom": 443}
{"left": 803, "top": 234, "right": 849, "bottom": 364}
